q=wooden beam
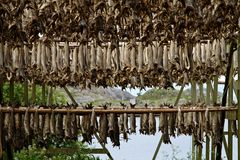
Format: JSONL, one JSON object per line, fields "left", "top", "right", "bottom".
{"left": 0, "top": 77, "right": 3, "bottom": 160}
{"left": 237, "top": 37, "right": 240, "bottom": 160}
{"left": 152, "top": 136, "right": 163, "bottom": 160}
{"left": 63, "top": 86, "right": 78, "bottom": 105}
{"left": 94, "top": 133, "right": 114, "bottom": 160}
{"left": 46, "top": 148, "right": 107, "bottom": 155}
{"left": 0, "top": 106, "right": 236, "bottom": 114}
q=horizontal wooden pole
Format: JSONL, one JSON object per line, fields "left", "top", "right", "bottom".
{"left": 46, "top": 148, "right": 107, "bottom": 155}
{"left": 0, "top": 106, "right": 237, "bottom": 115}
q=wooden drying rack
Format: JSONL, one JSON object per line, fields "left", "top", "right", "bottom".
{"left": 0, "top": 106, "right": 237, "bottom": 114}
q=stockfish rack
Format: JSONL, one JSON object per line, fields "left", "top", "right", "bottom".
{"left": 0, "top": 0, "right": 240, "bottom": 160}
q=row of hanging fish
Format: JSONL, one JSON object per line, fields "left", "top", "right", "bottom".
{"left": 0, "top": 0, "right": 239, "bottom": 47}
{"left": 2, "top": 103, "right": 238, "bottom": 150}
{"left": 0, "top": 38, "right": 229, "bottom": 88}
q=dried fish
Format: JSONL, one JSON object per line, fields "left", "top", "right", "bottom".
{"left": 71, "top": 113, "right": 78, "bottom": 140}
{"left": 56, "top": 113, "right": 64, "bottom": 138}
{"left": 24, "top": 108, "right": 30, "bottom": 137}
{"left": 99, "top": 113, "right": 108, "bottom": 144}
{"left": 50, "top": 110, "right": 56, "bottom": 136}
{"left": 130, "top": 104, "right": 136, "bottom": 134}
{"left": 90, "top": 109, "right": 96, "bottom": 134}
{"left": 43, "top": 113, "right": 50, "bottom": 139}
{"left": 149, "top": 112, "right": 156, "bottom": 135}
{"left": 64, "top": 111, "right": 71, "bottom": 138}
{"left": 33, "top": 110, "right": 39, "bottom": 136}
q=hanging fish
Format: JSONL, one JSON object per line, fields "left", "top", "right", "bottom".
{"left": 81, "top": 113, "right": 92, "bottom": 144}
{"left": 113, "top": 113, "right": 120, "bottom": 147}
{"left": 149, "top": 112, "right": 156, "bottom": 135}
{"left": 130, "top": 103, "right": 136, "bottom": 134}
{"left": 33, "top": 109, "right": 39, "bottom": 136}
{"left": 64, "top": 110, "right": 71, "bottom": 139}
{"left": 119, "top": 113, "right": 124, "bottom": 133}
{"left": 50, "top": 110, "right": 56, "bottom": 136}
{"left": 99, "top": 113, "right": 108, "bottom": 144}
{"left": 90, "top": 109, "right": 96, "bottom": 135}
{"left": 56, "top": 113, "right": 64, "bottom": 138}
{"left": 24, "top": 108, "right": 30, "bottom": 137}
{"left": 71, "top": 113, "right": 78, "bottom": 140}
{"left": 43, "top": 113, "right": 50, "bottom": 139}
{"left": 163, "top": 113, "right": 171, "bottom": 144}
{"left": 123, "top": 112, "right": 129, "bottom": 141}
{"left": 168, "top": 112, "right": 176, "bottom": 137}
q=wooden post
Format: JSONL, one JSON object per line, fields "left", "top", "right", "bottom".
{"left": 9, "top": 79, "right": 14, "bottom": 104}
{"left": 197, "top": 83, "right": 203, "bottom": 160}
{"left": 63, "top": 86, "right": 78, "bottom": 105}
{"left": 237, "top": 37, "right": 240, "bottom": 160}
{"left": 174, "top": 85, "right": 184, "bottom": 106}
{"left": 152, "top": 136, "right": 163, "bottom": 160}
{"left": 227, "top": 65, "right": 234, "bottom": 160}
{"left": 205, "top": 80, "right": 211, "bottom": 160}
{"left": 23, "top": 80, "right": 28, "bottom": 106}
{"left": 217, "top": 41, "right": 234, "bottom": 160}
{"left": 31, "top": 82, "right": 36, "bottom": 105}
{"left": 0, "top": 78, "right": 3, "bottom": 160}
{"left": 42, "top": 84, "right": 46, "bottom": 105}
{"left": 47, "top": 86, "right": 53, "bottom": 106}
{"left": 191, "top": 81, "right": 196, "bottom": 160}
{"left": 94, "top": 133, "right": 114, "bottom": 160}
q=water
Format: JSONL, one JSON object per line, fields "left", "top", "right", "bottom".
{"left": 88, "top": 118, "right": 237, "bottom": 160}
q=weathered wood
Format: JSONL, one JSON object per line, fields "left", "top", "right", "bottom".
{"left": 46, "top": 148, "right": 107, "bottom": 155}
{"left": 0, "top": 106, "right": 236, "bottom": 114}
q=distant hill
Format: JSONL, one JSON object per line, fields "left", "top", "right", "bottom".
{"left": 58, "top": 86, "right": 135, "bottom": 105}
{"left": 137, "top": 87, "right": 223, "bottom": 106}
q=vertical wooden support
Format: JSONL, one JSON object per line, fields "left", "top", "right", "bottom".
{"left": 23, "top": 80, "right": 28, "bottom": 106}
{"left": 205, "top": 80, "right": 211, "bottom": 160}
{"left": 191, "top": 81, "right": 197, "bottom": 160}
{"left": 211, "top": 77, "right": 218, "bottom": 160}
{"left": 0, "top": 78, "right": 3, "bottom": 160}
{"left": 94, "top": 133, "right": 114, "bottom": 160}
{"left": 8, "top": 79, "right": 14, "bottom": 160}
{"left": 42, "top": 84, "right": 46, "bottom": 105}
{"left": 31, "top": 82, "right": 36, "bottom": 105}
{"left": 174, "top": 85, "right": 184, "bottom": 106}
{"left": 227, "top": 65, "right": 234, "bottom": 160}
{"left": 152, "top": 136, "right": 163, "bottom": 160}
{"left": 217, "top": 41, "right": 234, "bottom": 160}
{"left": 237, "top": 38, "right": 240, "bottom": 160}
{"left": 47, "top": 86, "right": 53, "bottom": 106}
{"left": 63, "top": 86, "right": 78, "bottom": 105}
{"left": 197, "top": 83, "right": 203, "bottom": 160}
{"left": 9, "top": 79, "right": 14, "bottom": 104}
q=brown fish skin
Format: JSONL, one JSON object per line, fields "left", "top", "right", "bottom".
{"left": 24, "top": 108, "right": 30, "bottom": 137}
{"left": 71, "top": 113, "right": 78, "bottom": 140}
{"left": 108, "top": 113, "right": 114, "bottom": 143}
{"left": 113, "top": 114, "right": 120, "bottom": 147}
{"left": 81, "top": 114, "right": 92, "bottom": 144}
{"left": 99, "top": 113, "right": 108, "bottom": 144}
{"left": 43, "top": 113, "right": 50, "bottom": 140}
{"left": 163, "top": 113, "right": 171, "bottom": 144}
{"left": 55, "top": 113, "right": 64, "bottom": 138}
{"left": 119, "top": 114, "right": 124, "bottom": 133}
{"left": 90, "top": 109, "right": 96, "bottom": 135}
{"left": 130, "top": 103, "right": 136, "bottom": 134}
{"left": 64, "top": 111, "right": 71, "bottom": 139}
{"left": 130, "top": 113, "right": 136, "bottom": 134}
{"left": 149, "top": 112, "right": 156, "bottom": 135}
{"left": 33, "top": 110, "right": 39, "bottom": 136}
{"left": 50, "top": 110, "right": 56, "bottom": 136}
